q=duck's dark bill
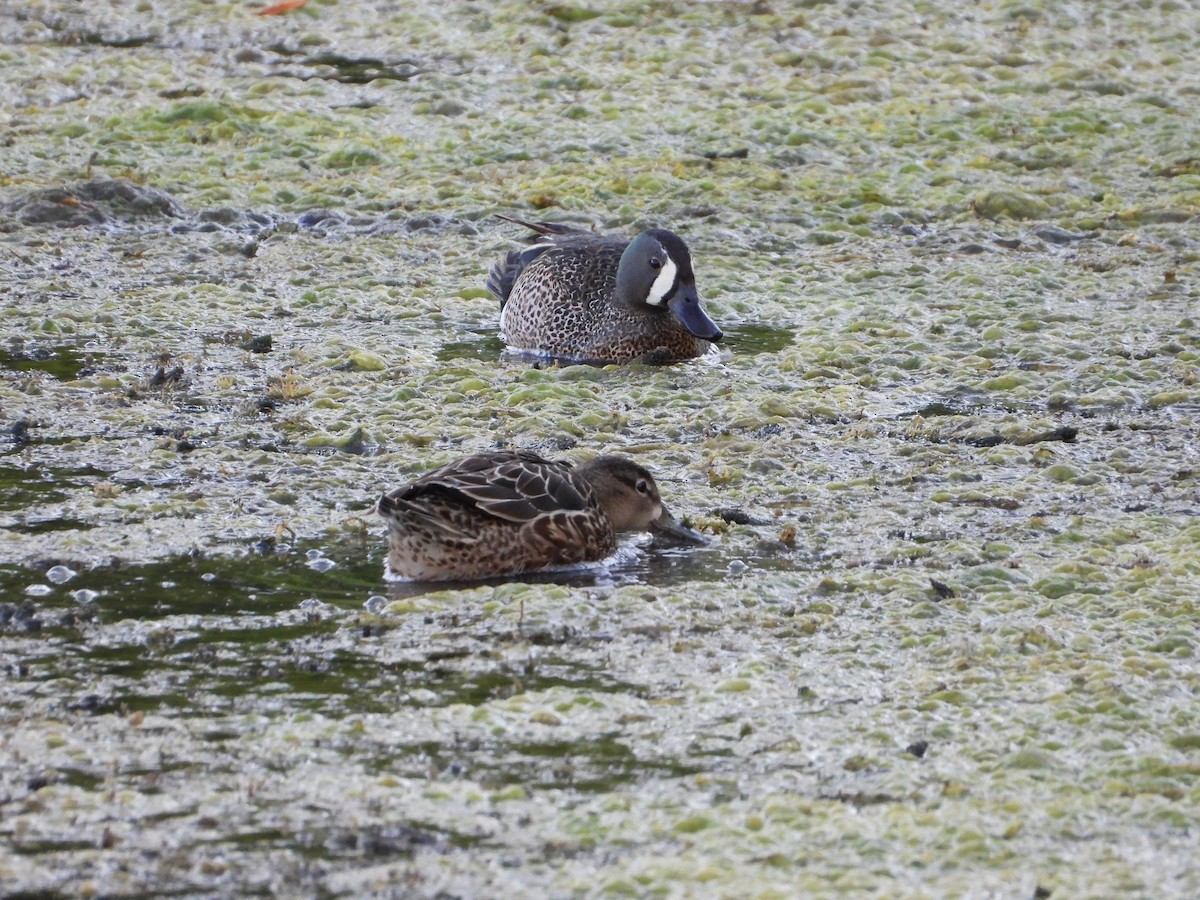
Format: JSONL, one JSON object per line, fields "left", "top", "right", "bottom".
{"left": 650, "top": 509, "right": 708, "bottom": 545}
{"left": 668, "top": 289, "right": 723, "bottom": 342}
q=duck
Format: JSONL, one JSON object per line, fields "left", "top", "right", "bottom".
{"left": 377, "top": 450, "right": 706, "bottom": 581}
{"left": 486, "top": 215, "right": 723, "bottom": 365}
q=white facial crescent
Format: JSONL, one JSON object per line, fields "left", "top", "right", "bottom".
{"left": 645, "top": 255, "right": 678, "bottom": 307}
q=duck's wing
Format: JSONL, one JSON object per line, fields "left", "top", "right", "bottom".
{"left": 445, "top": 451, "right": 610, "bottom": 561}
{"left": 383, "top": 451, "right": 594, "bottom": 525}
{"left": 494, "top": 214, "right": 588, "bottom": 238}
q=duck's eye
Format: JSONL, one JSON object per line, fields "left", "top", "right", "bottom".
{"left": 648, "top": 257, "right": 662, "bottom": 269}
{"left": 636, "top": 479, "right": 650, "bottom": 495}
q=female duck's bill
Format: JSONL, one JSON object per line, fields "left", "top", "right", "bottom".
{"left": 377, "top": 450, "right": 707, "bottom": 582}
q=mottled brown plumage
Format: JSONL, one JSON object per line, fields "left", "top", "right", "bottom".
{"left": 487, "top": 216, "right": 723, "bottom": 365}
{"left": 377, "top": 450, "right": 705, "bottom": 581}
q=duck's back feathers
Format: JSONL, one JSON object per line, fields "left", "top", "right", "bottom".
{"left": 486, "top": 243, "right": 552, "bottom": 307}
{"left": 380, "top": 450, "right": 594, "bottom": 520}
{"left": 486, "top": 216, "right": 615, "bottom": 308}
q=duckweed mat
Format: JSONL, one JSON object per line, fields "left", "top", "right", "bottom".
{"left": 2, "top": 0, "right": 1198, "bottom": 896}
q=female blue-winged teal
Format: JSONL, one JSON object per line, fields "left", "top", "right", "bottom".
{"left": 486, "top": 216, "right": 723, "bottom": 365}
{"left": 377, "top": 450, "right": 705, "bottom": 581}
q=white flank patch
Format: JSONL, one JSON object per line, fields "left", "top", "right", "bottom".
{"left": 645, "top": 256, "right": 678, "bottom": 307}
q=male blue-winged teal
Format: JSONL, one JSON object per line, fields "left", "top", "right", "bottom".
{"left": 377, "top": 450, "right": 705, "bottom": 581}
{"left": 486, "top": 216, "right": 723, "bottom": 365}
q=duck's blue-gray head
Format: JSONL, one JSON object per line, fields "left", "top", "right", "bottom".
{"left": 616, "top": 229, "right": 723, "bottom": 342}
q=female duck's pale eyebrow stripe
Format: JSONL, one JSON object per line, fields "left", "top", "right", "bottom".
{"left": 645, "top": 255, "right": 678, "bottom": 307}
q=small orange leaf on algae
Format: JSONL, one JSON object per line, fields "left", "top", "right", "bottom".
{"left": 257, "top": 0, "right": 309, "bottom": 16}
